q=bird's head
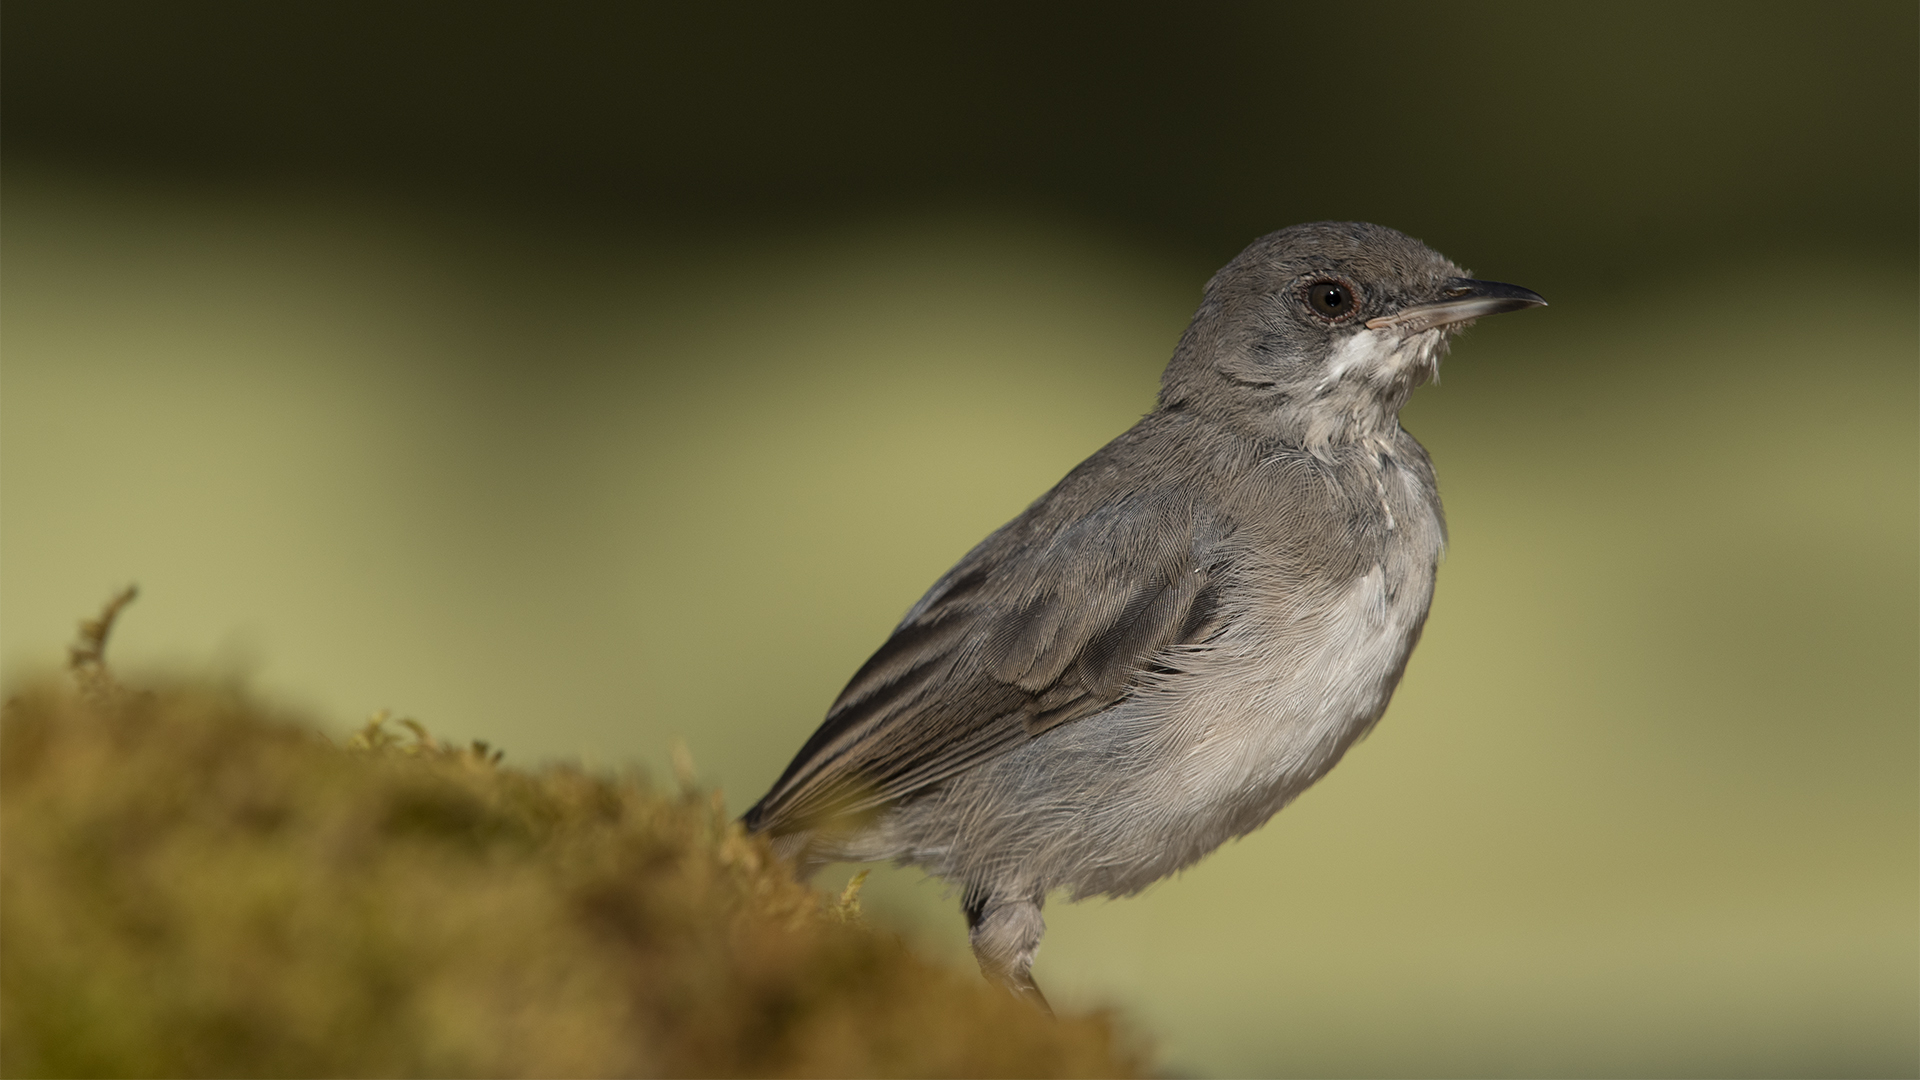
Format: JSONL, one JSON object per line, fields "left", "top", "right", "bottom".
{"left": 1160, "top": 221, "right": 1544, "bottom": 449}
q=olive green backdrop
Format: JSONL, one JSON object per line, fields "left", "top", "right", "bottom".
{"left": 4, "top": 3, "right": 1915, "bottom": 1076}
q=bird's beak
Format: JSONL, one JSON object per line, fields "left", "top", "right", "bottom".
{"left": 1366, "top": 278, "right": 1547, "bottom": 333}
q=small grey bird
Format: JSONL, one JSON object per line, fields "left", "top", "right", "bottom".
{"left": 744, "top": 221, "right": 1544, "bottom": 1005}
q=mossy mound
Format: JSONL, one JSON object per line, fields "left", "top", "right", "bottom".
{"left": 0, "top": 679, "right": 1144, "bottom": 1077}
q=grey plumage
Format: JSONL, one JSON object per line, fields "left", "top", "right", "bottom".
{"left": 743, "top": 221, "right": 1544, "bottom": 1005}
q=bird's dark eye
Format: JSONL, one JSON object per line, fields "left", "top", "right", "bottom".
{"left": 1306, "top": 280, "right": 1355, "bottom": 319}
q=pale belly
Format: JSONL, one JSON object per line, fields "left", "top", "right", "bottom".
{"left": 857, "top": 551, "right": 1438, "bottom": 902}
{"left": 1125, "top": 561, "right": 1433, "bottom": 852}
{"left": 849, "top": 452, "right": 1446, "bottom": 902}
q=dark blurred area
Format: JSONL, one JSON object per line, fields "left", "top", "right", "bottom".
{"left": 6, "top": 0, "right": 1914, "bottom": 284}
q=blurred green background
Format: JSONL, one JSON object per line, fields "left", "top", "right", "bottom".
{"left": 3, "top": 2, "right": 1914, "bottom": 1075}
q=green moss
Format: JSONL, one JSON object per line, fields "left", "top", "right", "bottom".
{"left": 0, "top": 679, "right": 1144, "bottom": 1077}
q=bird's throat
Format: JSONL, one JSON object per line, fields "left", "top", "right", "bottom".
{"left": 1291, "top": 328, "right": 1445, "bottom": 452}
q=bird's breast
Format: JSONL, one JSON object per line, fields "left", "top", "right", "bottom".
{"left": 1126, "top": 455, "right": 1443, "bottom": 840}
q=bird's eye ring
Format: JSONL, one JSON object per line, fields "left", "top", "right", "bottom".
{"left": 1304, "top": 279, "right": 1356, "bottom": 320}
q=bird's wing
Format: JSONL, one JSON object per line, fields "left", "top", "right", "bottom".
{"left": 743, "top": 488, "right": 1228, "bottom": 835}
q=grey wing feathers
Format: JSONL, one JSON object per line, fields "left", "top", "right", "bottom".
{"left": 743, "top": 491, "right": 1225, "bottom": 835}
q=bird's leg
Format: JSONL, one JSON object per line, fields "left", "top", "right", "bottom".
{"left": 965, "top": 889, "right": 1052, "bottom": 1014}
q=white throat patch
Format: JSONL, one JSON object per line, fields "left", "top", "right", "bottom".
{"left": 1317, "top": 327, "right": 1443, "bottom": 393}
